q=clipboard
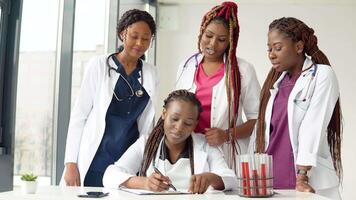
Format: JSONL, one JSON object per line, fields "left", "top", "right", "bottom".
{"left": 119, "top": 187, "right": 191, "bottom": 195}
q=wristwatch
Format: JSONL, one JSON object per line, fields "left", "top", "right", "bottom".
{"left": 297, "top": 169, "right": 308, "bottom": 176}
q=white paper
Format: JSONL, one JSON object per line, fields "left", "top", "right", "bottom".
{"left": 119, "top": 187, "right": 191, "bottom": 195}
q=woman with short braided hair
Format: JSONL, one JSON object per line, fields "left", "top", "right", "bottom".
{"left": 250, "top": 17, "right": 342, "bottom": 199}
{"left": 103, "top": 90, "right": 237, "bottom": 193}
{"left": 176, "top": 1, "right": 261, "bottom": 173}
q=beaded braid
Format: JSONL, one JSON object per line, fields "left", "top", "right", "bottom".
{"left": 139, "top": 90, "right": 202, "bottom": 176}
{"left": 256, "top": 17, "right": 342, "bottom": 180}
{"left": 197, "top": 1, "right": 241, "bottom": 171}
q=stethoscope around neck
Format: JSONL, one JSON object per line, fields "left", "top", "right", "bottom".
{"left": 175, "top": 52, "right": 200, "bottom": 90}
{"left": 175, "top": 52, "right": 228, "bottom": 90}
{"left": 106, "top": 52, "right": 144, "bottom": 101}
{"left": 293, "top": 63, "right": 318, "bottom": 104}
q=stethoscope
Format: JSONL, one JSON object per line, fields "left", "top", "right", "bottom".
{"left": 293, "top": 63, "right": 318, "bottom": 104}
{"left": 175, "top": 52, "right": 200, "bottom": 90}
{"left": 106, "top": 53, "right": 144, "bottom": 101}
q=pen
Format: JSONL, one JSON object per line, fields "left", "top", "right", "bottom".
{"left": 153, "top": 166, "right": 177, "bottom": 191}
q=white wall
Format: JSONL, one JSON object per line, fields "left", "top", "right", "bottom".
{"left": 155, "top": 1, "right": 356, "bottom": 199}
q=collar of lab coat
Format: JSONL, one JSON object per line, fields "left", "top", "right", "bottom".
{"left": 153, "top": 134, "right": 208, "bottom": 174}
{"left": 180, "top": 53, "right": 228, "bottom": 92}
{"left": 271, "top": 56, "right": 314, "bottom": 90}
{"left": 191, "top": 53, "right": 227, "bottom": 66}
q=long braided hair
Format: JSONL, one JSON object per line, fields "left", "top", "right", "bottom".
{"left": 139, "top": 90, "right": 202, "bottom": 176}
{"left": 256, "top": 17, "right": 343, "bottom": 179}
{"left": 198, "top": 1, "right": 241, "bottom": 171}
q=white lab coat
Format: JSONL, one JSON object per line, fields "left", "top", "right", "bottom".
{"left": 61, "top": 54, "right": 159, "bottom": 185}
{"left": 175, "top": 53, "right": 261, "bottom": 162}
{"left": 249, "top": 57, "right": 340, "bottom": 198}
{"left": 103, "top": 134, "right": 238, "bottom": 191}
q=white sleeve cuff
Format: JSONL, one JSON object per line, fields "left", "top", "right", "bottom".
{"left": 296, "top": 152, "right": 317, "bottom": 167}
{"left": 221, "top": 176, "right": 238, "bottom": 191}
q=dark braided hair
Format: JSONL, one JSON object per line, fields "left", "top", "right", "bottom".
{"left": 256, "top": 17, "right": 343, "bottom": 180}
{"left": 117, "top": 9, "right": 156, "bottom": 41}
{"left": 139, "top": 90, "right": 202, "bottom": 176}
{"left": 197, "top": 1, "right": 241, "bottom": 172}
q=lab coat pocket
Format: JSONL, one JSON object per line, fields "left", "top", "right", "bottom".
{"left": 293, "top": 98, "right": 310, "bottom": 112}
{"left": 309, "top": 156, "right": 339, "bottom": 190}
{"left": 293, "top": 98, "right": 310, "bottom": 125}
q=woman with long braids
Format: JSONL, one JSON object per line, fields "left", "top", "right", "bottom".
{"left": 103, "top": 90, "right": 237, "bottom": 193}
{"left": 250, "top": 17, "right": 342, "bottom": 199}
{"left": 175, "top": 1, "right": 261, "bottom": 172}
{"left": 62, "top": 9, "right": 158, "bottom": 187}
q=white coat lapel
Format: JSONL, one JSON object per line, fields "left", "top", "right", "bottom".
{"left": 287, "top": 58, "right": 314, "bottom": 152}
{"left": 192, "top": 136, "right": 208, "bottom": 174}
{"left": 194, "top": 150, "right": 207, "bottom": 174}
{"left": 183, "top": 64, "right": 197, "bottom": 92}
{"left": 141, "top": 61, "right": 154, "bottom": 98}
{"left": 101, "top": 56, "right": 120, "bottom": 133}
{"left": 288, "top": 57, "right": 314, "bottom": 101}
{"left": 107, "top": 56, "right": 120, "bottom": 103}
{"left": 179, "top": 54, "right": 204, "bottom": 92}
{"left": 264, "top": 73, "right": 284, "bottom": 149}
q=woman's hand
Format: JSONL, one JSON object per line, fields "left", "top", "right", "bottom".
{"left": 144, "top": 172, "right": 171, "bottom": 192}
{"left": 188, "top": 172, "right": 224, "bottom": 194}
{"left": 205, "top": 128, "right": 228, "bottom": 146}
{"left": 296, "top": 175, "right": 315, "bottom": 193}
{"left": 64, "top": 162, "right": 81, "bottom": 186}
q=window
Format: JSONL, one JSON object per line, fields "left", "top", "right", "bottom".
{"left": 0, "top": 1, "right": 4, "bottom": 149}
{"left": 14, "top": 0, "right": 60, "bottom": 186}
{"left": 71, "top": 0, "right": 107, "bottom": 106}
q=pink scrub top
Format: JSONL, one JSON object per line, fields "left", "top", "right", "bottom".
{"left": 194, "top": 62, "right": 225, "bottom": 134}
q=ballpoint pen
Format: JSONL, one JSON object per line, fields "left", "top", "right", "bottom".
{"left": 153, "top": 166, "right": 177, "bottom": 191}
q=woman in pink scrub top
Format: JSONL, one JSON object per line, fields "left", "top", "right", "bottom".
{"left": 175, "top": 1, "right": 261, "bottom": 173}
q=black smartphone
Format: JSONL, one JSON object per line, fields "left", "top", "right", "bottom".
{"left": 77, "top": 191, "right": 109, "bottom": 198}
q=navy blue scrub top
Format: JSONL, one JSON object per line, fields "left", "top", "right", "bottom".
{"left": 84, "top": 56, "right": 149, "bottom": 187}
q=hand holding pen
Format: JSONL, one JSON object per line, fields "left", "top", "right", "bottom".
{"left": 144, "top": 170, "right": 171, "bottom": 192}
{"left": 151, "top": 166, "right": 177, "bottom": 191}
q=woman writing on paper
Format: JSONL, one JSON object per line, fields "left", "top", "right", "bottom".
{"left": 103, "top": 90, "right": 237, "bottom": 193}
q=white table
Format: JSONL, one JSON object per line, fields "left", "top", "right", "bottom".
{"left": 0, "top": 186, "right": 330, "bottom": 200}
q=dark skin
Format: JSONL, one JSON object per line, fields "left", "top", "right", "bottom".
{"left": 267, "top": 29, "right": 314, "bottom": 193}
{"left": 122, "top": 100, "right": 224, "bottom": 193}
{"left": 199, "top": 21, "right": 256, "bottom": 146}
{"left": 117, "top": 21, "right": 152, "bottom": 75}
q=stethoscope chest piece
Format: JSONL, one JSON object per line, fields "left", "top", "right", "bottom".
{"left": 135, "top": 89, "right": 144, "bottom": 97}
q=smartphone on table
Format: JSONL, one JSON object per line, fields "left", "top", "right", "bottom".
{"left": 77, "top": 191, "right": 109, "bottom": 198}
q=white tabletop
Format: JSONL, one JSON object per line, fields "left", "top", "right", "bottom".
{"left": 0, "top": 186, "right": 330, "bottom": 200}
